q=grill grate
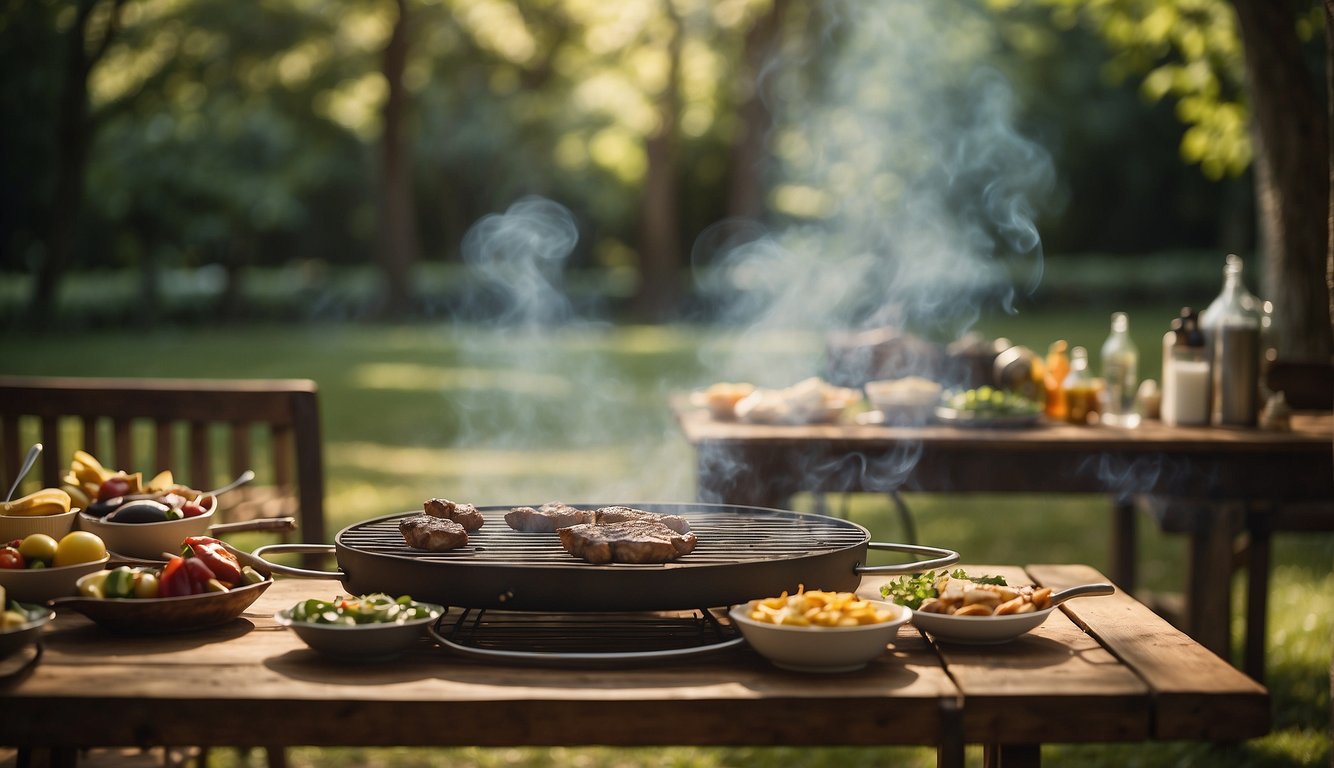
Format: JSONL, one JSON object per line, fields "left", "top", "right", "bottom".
{"left": 338, "top": 505, "right": 868, "bottom": 569}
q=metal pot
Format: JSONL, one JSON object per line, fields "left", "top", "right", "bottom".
{"left": 252, "top": 503, "right": 957, "bottom": 612}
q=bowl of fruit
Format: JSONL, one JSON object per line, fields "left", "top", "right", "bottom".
{"left": 66, "top": 450, "right": 237, "bottom": 560}
{"left": 0, "top": 486, "right": 79, "bottom": 541}
{"left": 0, "top": 531, "right": 111, "bottom": 602}
{"left": 52, "top": 535, "right": 271, "bottom": 633}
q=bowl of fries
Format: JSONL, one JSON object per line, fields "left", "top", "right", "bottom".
{"left": 729, "top": 588, "right": 911, "bottom": 673}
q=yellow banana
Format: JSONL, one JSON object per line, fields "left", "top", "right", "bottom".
{"left": 72, "top": 450, "right": 111, "bottom": 484}
{"left": 0, "top": 488, "right": 72, "bottom": 517}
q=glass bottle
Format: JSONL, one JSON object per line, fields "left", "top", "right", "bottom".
{"left": 1044, "top": 340, "right": 1070, "bottom": 421}
{"left": 1161, "top": 307, "right": 1210, "bottom": 426}
{"left": 1200, "top": 255, "right": 1261, "bottom": 426}
{"left": 1099, "top": 312, "right": 1139, "bottom": 427}
{"left": 1062, "top": 346, "right": 1100, "bottom": 424}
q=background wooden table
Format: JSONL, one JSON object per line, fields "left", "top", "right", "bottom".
{"left": 673, "top": 401, "right": 1333, "bottom": 673}
{"left": 0, "top": 568, "right": 1267, "bottom": 768}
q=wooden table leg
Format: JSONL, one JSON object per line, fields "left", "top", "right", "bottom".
{"left": 936, "top": 696, "right": 964, "bottom": 768}
{"left": 1187, "top": 501, "right": 1243, "bottom": 660}
{"left": 1111, "top": 497, "right": 1136, "bottom": 594}
{"left": 1243, "top": 509, "right": 1271, "bottom": 683}
{"left": 983, "top": 744, "right": 1040, "bottom": 767}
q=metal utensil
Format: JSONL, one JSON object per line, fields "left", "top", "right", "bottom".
{"left": 5, "top": 443, "right": 43, "bottom": 502}
{"left": 205, "top": 469, "right": 255, "bottom": 497}
{"left": 1047, "top": 582, "right": 1116, "bottom": 607}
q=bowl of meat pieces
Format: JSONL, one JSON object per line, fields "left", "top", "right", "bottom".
{"left": 882, "top": 571, "right": 1115, "bottom": 645}
{"left": 729, "top": 587, "right": 910, "bottom": 673}
{"left": 399, "top": 499, "right": 697, "bottom": 565}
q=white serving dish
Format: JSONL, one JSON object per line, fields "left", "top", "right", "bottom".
{"left": 0, "top": 555, "right": 111, "bottom": 603}
{"left": 77, "top": 498, "right": 215, "bottom": 560}
{"left": 909, "top": 605, "right": 1056, "bottom": 645}
{"left": 274, "top": 603, "right": 446, "bottom": 662}
{"left": 728, "top": 599, "right": 911, "bottom": 673}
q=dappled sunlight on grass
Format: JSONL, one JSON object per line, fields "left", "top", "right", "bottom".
{"left": 349, "top": 362, "right": 572, "bottom": 396}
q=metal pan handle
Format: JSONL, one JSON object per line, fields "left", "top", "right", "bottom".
{"left": 251, "top": 543, "right": 343, "bottom": 579}
{"left": 855, "top": 542, "right": 960, "bottom": 574}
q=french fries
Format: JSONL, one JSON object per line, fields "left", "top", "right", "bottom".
{"left": 745, "top": 586, "right": 897, "bottom": 627}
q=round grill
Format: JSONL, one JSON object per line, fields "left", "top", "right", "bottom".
{"left": 331, "top": 503, "right": 874, "bottom": 611}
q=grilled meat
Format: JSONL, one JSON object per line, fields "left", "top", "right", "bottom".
{"left": 424, "top": 497, "right": 485, "bottom": 531}
{"left": 505, "top": 501, "right": 594, "bottom": 532}
{"left": 400, "top": 513, "right": 468, "bottom": 551}
{"left": 558, "top": 520, "right": 698, "bottom": 564}
{"left": 593, "top": 505, "right": 691, "bottom": 534}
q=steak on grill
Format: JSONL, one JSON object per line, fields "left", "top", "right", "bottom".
{"left": 505, "top": 501, "right": 593, "bottom": 532}
{"left": 424, "top": 497, "right": 485, "bottom": 531}
{"left": 400, "top": 514, "right": 468, "bottom": 551}
{"left": 558, "top": 520, "right": 698, "bottom": 564}
{"left": 592, "top": 505, "right": 691, "bottom": 534}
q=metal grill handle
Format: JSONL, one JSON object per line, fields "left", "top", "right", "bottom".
{"left": 855, "top": 542, "right": 959, "bottom": 574}
{"left": 251, "top": 543, "right": 343, "bottom": 579}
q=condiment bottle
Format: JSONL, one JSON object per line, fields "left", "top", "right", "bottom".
{"left": 1099, "top": 312, "right": 1139, "bottom": 428}
{"left": 1201, "top": 255, "right": 1261, "bottom": 426}
{"left": 1044, "top": 340, "right": 1070, "bottom": 421}
{"left": 1062, "top": 346, "right": 1101, "bottom": 424}
{"left": 1160, "top": 307, "right": 1210, "bottom": 426}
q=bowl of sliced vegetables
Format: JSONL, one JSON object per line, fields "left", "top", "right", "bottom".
{"left": 729, "top": 588, "right": 910, "bottom": 673}
{"left": 0, "top": 598, "right": 55, "bottom": 659}
{"left": 275, "top": 594, "right": 445, "bottom": 662}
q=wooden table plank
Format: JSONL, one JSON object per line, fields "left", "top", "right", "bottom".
{"left": 1026, "top": 564, "right": 1270, "bottom": 741}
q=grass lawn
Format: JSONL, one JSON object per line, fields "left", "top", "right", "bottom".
{"left": 2, "top": 319, "right": 1329, "bottom": 767}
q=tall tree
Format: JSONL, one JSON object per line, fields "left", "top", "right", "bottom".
{"left": 635, "top": 0, "right": 685, "bottom": 321}
{"left": 376, "top": 0, "right": 420, "bottom": 315}
{"left": 30, "top": 0, "right": 127, "bottom": 329}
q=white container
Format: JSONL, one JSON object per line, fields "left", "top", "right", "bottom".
{"left": 1163, "top": 359, "right": 1210, "bottom": 426}
{"left": 728, "top": 599, "right": 911, "bottom": 673}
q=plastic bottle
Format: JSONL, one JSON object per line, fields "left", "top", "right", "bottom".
{"left": 1062, "top": 346, "right": 1101, "bottom": 425}
{"left": 1201, "top": 255, "right": 1261, "bottom": 426}
{"left": 1099, "top": 312, "right": 1140, "bottom": 427}
{"left": 1044, "top": 340, "right": 1070, "bottom": 421}
{"left": 1160, "top": 307, "right": 1210, "bottom": 426}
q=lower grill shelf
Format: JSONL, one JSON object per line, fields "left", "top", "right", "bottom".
{"left": 429, "top": 607, "right": 744, "bottom": 667}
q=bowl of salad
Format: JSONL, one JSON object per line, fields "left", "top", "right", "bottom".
{"left": 275, "top": 593, "right": 445, "bottom": 662}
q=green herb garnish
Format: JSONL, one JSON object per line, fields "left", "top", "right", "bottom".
{"left": 879, "top": 569, "right": 1007, "bottom": 609}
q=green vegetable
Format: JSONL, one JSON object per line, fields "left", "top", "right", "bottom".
{"left": 942, "top": 388, "right": 1040, "bottom": 417}
{"left": 879, "top": 569, "right": 1007, "bottom": 610}
{"left": 286, "top": 593, "right": 440, "bottom": 626}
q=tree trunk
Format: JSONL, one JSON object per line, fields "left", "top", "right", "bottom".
{"left": 727, "top": 0, "right": 788, "bottom": 220}
{"left": 376, "top": 0, "right": 419, "bottom": 316}
{"left": 1326, "top": 0, "right": 1334, "bottom": 342}
{"left": 1232, "top": 0, "right": 1332, "bottom": 361}
{"left": 30, "top": 0, "right": 124, "bottom": 329}
{"left": 634, "top": 1, "right": 684, "bottom": 322}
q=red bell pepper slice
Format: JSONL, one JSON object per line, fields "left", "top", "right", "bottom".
{"left": 159, "top": 555, "right": 191, "bottom": 597}
{"left": 181, "top": 536, "right": 243, "bottom": 586}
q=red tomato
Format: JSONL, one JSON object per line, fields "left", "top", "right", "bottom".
{"left": 0, "top": 547, "right": 25, "bottom": 570}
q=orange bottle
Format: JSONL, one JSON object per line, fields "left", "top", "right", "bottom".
{"left": 1044, "top": 340, "right": 1070, "bottom": 420}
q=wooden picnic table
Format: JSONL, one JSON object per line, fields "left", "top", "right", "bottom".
{"left": 672, "top": 399, "right": 1334, "bottom": 675}
{"left": 0, "top": 568, "right": 1267, "bottom": 768}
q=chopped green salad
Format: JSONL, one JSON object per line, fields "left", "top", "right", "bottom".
{"left": 941, "top": 387, "right": 1041, "bottom": 417}
{"left": 285, "top": 593, "right": 441, "bottom": 626}
{"left": 880, "top": 569, "right": 1007, "bottom": 610}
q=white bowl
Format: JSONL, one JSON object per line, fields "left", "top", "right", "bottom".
{"left": 77, "top": 505, "right": 214, "bottom": 560}
{"left": 0, "top": 509, "right": 79, "bottom": 543}
{"left": 274, "top": 604, "right": 446, "bottom": 662}
{"left": 728, "top": 599, "right": 911, "bottom": 673}
{"left": 910, "top": 605, "right": 1055, "bottom": 645}
{"left": 0, "top": 555, "right": 111, "bottom": 603}
{"left": 864, "top": 378, "right": 942, "bottom": 426}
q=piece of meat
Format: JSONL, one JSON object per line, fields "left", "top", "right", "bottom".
{"left": 423, "top": 497, "right": 484, "bottom": 531}
{"left": 504, "top": 501, "right": 594, "bottom": 532}
{"left": 558, "top": 520, "right": 698, "bottom": 564}
{"left": 400, "top": 513, "right": 468, "bottom": 551}
{"left": 593, "top": 505, "right": 691, "bottom": 534}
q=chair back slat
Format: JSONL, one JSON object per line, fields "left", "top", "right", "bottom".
{"left": 0, "top": 376, "right": 326, "bottom": 566}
